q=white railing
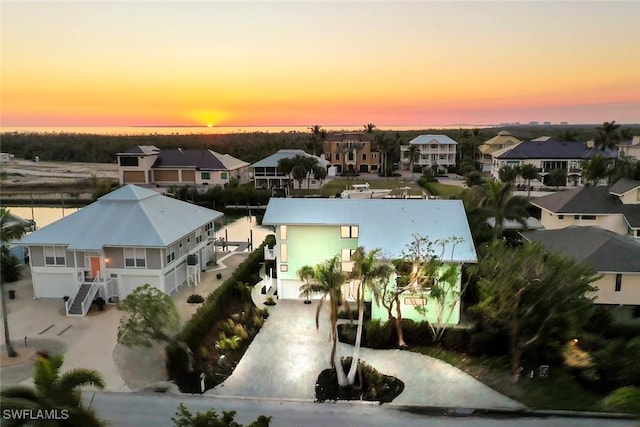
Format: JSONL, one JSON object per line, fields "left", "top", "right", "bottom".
{"left": 79, "top": 274, "right": 101, "bottom": 316}
{"left": 264, "top": 269, "right": 273, "bottom": 293}
{"left": 65, "top": 280, "right": 83, "bottom": 315}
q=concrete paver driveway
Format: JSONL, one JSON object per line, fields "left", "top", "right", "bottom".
{"left": 208, "top": 300, "right": 524, "bottom": 410}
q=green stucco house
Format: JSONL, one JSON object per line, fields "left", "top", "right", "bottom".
{"left": 262, "top": 198, "right": 477, "bottom": 325}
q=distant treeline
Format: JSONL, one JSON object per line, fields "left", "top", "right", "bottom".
{"left": 1, "top": 124, "right": 637, "bottom": 164}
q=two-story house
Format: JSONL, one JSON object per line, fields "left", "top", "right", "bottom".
{"left": 492, "top": 137, "right": 618, "bottom": 186}
{"left": 478, "top": 130, "right": 522, "bottom": 174}
{"left": 262, "top": 198, "right": 477, "bottom": 325}
{"left": 530, "top": 178, "right": 640, "bottom": 239}
{"left": 17, "top": 185, "right": 222, "bottom": 316}
{"left": 250, "top": 149, "right": 330, "bottom": 190}
{"left": 522, "top": 226, "right": 640, "bottom": 325}
{"left": 323, "top": 133, "right": 380, "bottom": 174}
{"left": 117, "top": 145, "right": 250, "bottom": 189}
{"left": 400, "top": 135, "right": 458, "bottom": 172}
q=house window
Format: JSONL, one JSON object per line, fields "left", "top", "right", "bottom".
{"left": 201, "top": 172, "right": 210, "bottom": 180}
{"left": 558, "top": 215, "right": 564, "bottom": 220}
{"left": 335, "top": 153, "right": 340, "bottom": 161}
{"left": 615, "top": 274, "right": 622, "bottom": 292}
{"left": 340, "top": 226, "right": 359, "bottom": 238}
{"left": 205, "top": 222, "right": 213, "bottom": 237}
{"left": 362, "top": 153, "right": 367, "bottom": 161}
{"left": 341, "top": 248, "right": 355, "bottom": 261}
{"left": 44, "top": 246, "right": 66, "bottom": 266}
{"left": 581, "top": 215, "right": 596, "bottom": 220}
{"left": 166, "top": 244, "right": 176, "bottom": 264}
{"left": 119, "top": 157, "right": 139, "bottom": 167}
{"left": 196, "top": 230, "right": 202, "bottom": 244}
{"left": 280, "top": 243, "right": 288, "bottom": 263}
{"left": 372, "top": 153, "right": 377, "bottom": 158}
{"left": 221, "top": 172, "right": 228, "bottom": 180}
{"left": 574, "top": 215, "right": 580, "bottom": 220}
{"left": 125, "top": 248, "right": 146, "bottom": 268}
{"left": 280, "top": 225, "right": 287, "bottom": 241}
{"left": 280, "top": 264, "right": 288, "bottom": 273}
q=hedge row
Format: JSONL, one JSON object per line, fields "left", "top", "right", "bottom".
{"left": 179, "top": 239, "right": 270, "bottom": 351}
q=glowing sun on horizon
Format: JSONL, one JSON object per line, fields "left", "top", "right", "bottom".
{"left": 189, "top": 109, "right": 230, "bottom": 128}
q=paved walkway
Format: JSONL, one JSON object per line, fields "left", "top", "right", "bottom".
{"left": 208, "top": 300, "right": 524, "bottom": 410}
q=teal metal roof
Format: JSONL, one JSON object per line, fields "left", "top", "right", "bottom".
{"left": 263, "top": 198, "right": 477, "bottom": 262}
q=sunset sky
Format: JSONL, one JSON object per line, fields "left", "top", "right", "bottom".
{"left": 1, "top": 1, "right": 639, "bottom": 127}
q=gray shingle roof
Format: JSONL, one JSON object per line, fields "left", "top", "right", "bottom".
{"left": 263, "top": 198, "right": 477, "bottom": 262}
{"left": 17, "top": 185, "right": 223, "bottom": 250}
{"left": 153, "top": 149, "right": 227, "bottom": 170}
{"left": 531, "top": 186, "right": 623, "bottom": 214}
{"left": 609, "top": 178, "right": 640, "bottom": 196}
{"left": 522, "top": 226, "right": 640, "bottom": 272}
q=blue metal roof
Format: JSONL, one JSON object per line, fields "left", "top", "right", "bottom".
{"left": 17, "top": 185, "right": 223, "bottom": 250}
{"left": 263, "top": 198, "right": 477, "bottom": 262}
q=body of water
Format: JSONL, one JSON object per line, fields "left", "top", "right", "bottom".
{"left": 0, "top": 124, "right": 494, "bottom": 136}
{"left": 8, "top": 206, "right": 272, "bottom": 247}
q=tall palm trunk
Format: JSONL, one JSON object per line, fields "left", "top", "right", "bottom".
{"left": 393, "top": 295, "right": 407, "bottom": 347}
{"left": 347, "top": 283, "right": 364, "bottom": 385}
{"left": 332, "top": 322, "right": 348, "bottom": 387}
{"left": 1, "top": 283, "right": 17, "bottom": 357}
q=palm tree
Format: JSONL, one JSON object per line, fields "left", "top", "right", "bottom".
{"left": 1, "top": 207, "right": 28, "bottom": 358}
{"left": 557, "top": 128, "right": 578, "bottom": 141}
{"left": 346, "top": 247, "right": 393, "bottom": 385}
{"left": 407, "top": 144, "right": 420, "bottom": 180}
{"left": 595, "top": 120, "right": 621, "bottom": 151}
{"left": 1, "top": 353, "right": 105, "bottom": 426}
{"left": 297, "top": 265, "right": 315, "bottom": 304}
{"left": 548, "top": 168, "right": 567, "bottom": 190}
{"left": 480, "top": 181, "right": 530, "bottom": 240}
{"left": 519, "top": 163, "right": 539, "bottom": 197}
{"left": 312, "top": 165, "right": 327, "bottom": 187}
{"left": 308, "top": 125, "right": 325, "bottom": 156}
{"left": 298, "top": 256, "right": 348, "bottom": 387}
{"left": 373, "top": 132, "right": 392, "bottom": 177}
{"left": 363, "top": 123, "right": 376, "bottom": 134}
{"left": 498, "top": 165, "right": 518, "bottom": 184}
{"left": 277, "top": 157, "right": 294, "bottom": 189}
{"left": 301, "top": 155, "right": 319, "bottom": 189}
{"left": 581, "top": 154, "right": 611, "bottom": 185}
{"left": 291, "top": 163, "right": 307, "bottom": 190}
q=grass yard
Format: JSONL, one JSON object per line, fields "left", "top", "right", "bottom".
{"left": 412, "top": 346, "right": 606, "bottom": 412}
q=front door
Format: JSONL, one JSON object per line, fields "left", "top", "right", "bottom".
{"left": 90, "top": 257, "right": 101, "bottom": 280}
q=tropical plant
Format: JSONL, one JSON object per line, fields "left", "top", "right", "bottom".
{"left": 556, "top": 128, "right": 578, "bottom": 141}
{"left": 407, "top": 144, "right": 420, "bottom": 180}
{"left": 374, "top": 132, "right": 393, "bottom": 177}
{"left": 0, "top": 353, "right": 106, "bottom": 426}
{"left": 0, "top": 207, "right": 28, "bottom": 358}
{"left": 600, "top": 387, "right": 640, "bottom": 415}
{"left": 117, "top": 284, "right": 193, "bottom": 368}
{"left": 297, "top": 265, "right": 315, "bottom": 303}
{"left": 346, "top": 247, "right": 393, "bottom": 384}
{"left": 276, "top": 157, "right": 293, "bottom": 187}
{"left": 298, "top": 256, "right": 348, "bottom": 386}
{"left": 291, "top": 163, "right": 307, "bottom": 189}
{"left": 307, "top": 125, "right": 326, "bottom": 156}
{"left": 498, "top": 165, "right": 518, "bottom": 184}
{"left": 473, "top": 241, "right": 598, "bottom": 381}
{"left": 172, "top": 403, "right": 271, "bottom": 427}
{"left": 312, "top": 165, "right": 327, "bottom": 186}
{"left": 518, "top": 163, "right": 539, "bottom": 197}
{"left": 479, "top": 181, "right": 529, "bottom": 240}
{"left": 595, "top": 120, "right": 621, "bottom": 151}
{"left": 547, "top": 168, "right": 567, "bottom": 190}
{"left": 464, "top": 171, "right": 483, "bottom": 188}
{"left": 581, "top": 154, "right": 612, "bottom": 185}
{"left": 363, "top": 123, "right": 376, "bottom": 133}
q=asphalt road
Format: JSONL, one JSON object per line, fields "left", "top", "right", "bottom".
{"left": 84, "top": 392, "right": 636, "bottom": 427}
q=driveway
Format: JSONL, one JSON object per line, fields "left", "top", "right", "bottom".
{"left": 208, "top": 300, "right": 524, "bottom": 410}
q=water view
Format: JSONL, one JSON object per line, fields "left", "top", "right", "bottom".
{"left": 8, "top": 206, "right": 272, "bottom": 247}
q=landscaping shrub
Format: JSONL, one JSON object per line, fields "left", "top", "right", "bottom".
{"left": 400, "top": 319, "right": 433, "bottom": 347}
{"left": 264, "top": 296, "right": 276, "bottom": 306}
{"left": 165, "top": 343, "right": 190, "bottom": 381}
{"left": 440, "top": 328, "right": 470, "bottom": 352}
{"left": 364, "top": 319, "right": 395, "bottom": 349}
{"left": 179, "top": 241, "right": 266, "bottom": 352}
{"left": 591, "top": 337, "right": 640, "bottom": 391}
{"left": 468, "top": 326, "right": 510, "bottom": 357}
{"left": 315, "top": 357, "right": 404, "bottom": 403}
{"left": 600, "top": 386, "right": 640, "bottom": 415}
{"left": 337, "top": 324, "right": 359, "bottom": 346}
{"left": 187, "top": 294, "right": 204, "bottom": 304}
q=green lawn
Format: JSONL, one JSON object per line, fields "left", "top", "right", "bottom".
{"left": 412, "top": 346, "right": 606, "bottom": 411}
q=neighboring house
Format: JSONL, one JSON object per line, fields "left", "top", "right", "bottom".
{"left": 530, "top": 178, "right": 640, "bottom": 239}
{"left": 116, "top": 145, "right": 250, "bottom": 189}
{"left": 492, "top": 137, "right": 618, "bottom": 186}
{"left": 478, "top": 130, "right": 522, "bottom": 174}
{"left": 250, "top": 149, "right": 330, "bottom": 190}
{"left": 522, "top": 226, "right": 640, "bottom": 325}
{"left": 1, "top": 210, "right": 36, "bottom": 264}
{"left": 618, "top": 136, "right": 640, "bottom": 161}
{"left": 400, "top": 135, "right": 458, "bottom": 172}
{"left": 323, "top": 133, "right": 380, "bottom": 174}
{"left": 17, "top": 185, "right": 222, "bottom": 316}
{"left": 262, "top": 198, "right": 477, "bottom": 325}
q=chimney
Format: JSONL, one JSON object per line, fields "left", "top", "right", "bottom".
{"left": 586, "top": 139, "right": 595, "bottom": 149}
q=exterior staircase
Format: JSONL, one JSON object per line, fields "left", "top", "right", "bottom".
{"left": 67, "top": 284, "right": 92, "bottom": 315}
